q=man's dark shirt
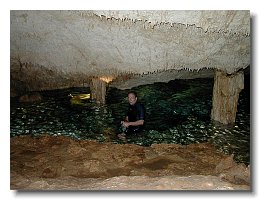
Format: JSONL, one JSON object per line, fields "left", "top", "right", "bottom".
{"left": 126, "top": 103, "right": 145, "bottom": 133}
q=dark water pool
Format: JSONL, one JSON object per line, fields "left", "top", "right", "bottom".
{"left": 10, "top": 77, "right": 250, "bottom": 165}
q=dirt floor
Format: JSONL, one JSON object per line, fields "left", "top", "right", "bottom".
{"left": 10, "top": 135, "right": 250, "bottom": 190}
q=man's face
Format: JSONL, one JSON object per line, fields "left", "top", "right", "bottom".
{"left": 128, "top": 93, "right": 137, "bottom": 105}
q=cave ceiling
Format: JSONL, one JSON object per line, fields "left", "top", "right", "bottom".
{"left": 10, "top": 10, "right": 250, "bottom": 90}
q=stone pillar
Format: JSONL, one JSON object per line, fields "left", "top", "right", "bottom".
{"left": 211, "top": 70, "right": 244, "bottom": 124}
{"left": 90, "top": 78, "right": 107, "bottom": 104}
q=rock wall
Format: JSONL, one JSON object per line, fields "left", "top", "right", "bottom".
{"left": 10, "top": 59, "right": 90, "bottom": 97}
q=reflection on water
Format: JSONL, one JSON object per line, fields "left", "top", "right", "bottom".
{"left": 10, "top": 77, "right": 250, "bottom": 165}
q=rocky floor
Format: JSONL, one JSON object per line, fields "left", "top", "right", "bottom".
{"left": 10, "top": 135, "right": 250, "bottom": 190}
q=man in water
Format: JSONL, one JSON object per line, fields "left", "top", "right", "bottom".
{"left": 118, "top": 91, "right": 145, "bottom": 141}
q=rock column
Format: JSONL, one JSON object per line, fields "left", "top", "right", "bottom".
{"left": 90, "top": 78, "right": 107, "bottom": 104}
{"left": 211, "top": 70, "right": 244, "bottom": 124}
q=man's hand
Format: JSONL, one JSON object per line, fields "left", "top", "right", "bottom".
{"left": 121, "top": 121, "right": 130, "bottom": 128}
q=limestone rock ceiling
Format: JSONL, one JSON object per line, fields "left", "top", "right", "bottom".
{"left": 10, "top": 10, "right": 250, "bottom": 87}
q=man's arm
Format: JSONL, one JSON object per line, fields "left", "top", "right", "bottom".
{"left": 122, "top": 120, "right": 144, "bottom": 127}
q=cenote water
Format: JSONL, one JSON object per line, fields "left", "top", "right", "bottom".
{"left": 10, "top": 76, "right": 250, "bottom": 165}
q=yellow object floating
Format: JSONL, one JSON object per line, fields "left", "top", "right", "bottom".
{"left": 68, "top": 93, "right": 91, "bottom": 105}
{"left": 68, "top": 93, "right": 91, "bottom": 100}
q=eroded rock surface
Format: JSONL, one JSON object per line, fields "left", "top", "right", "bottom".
{"left": 10, "top": 11, "right": 250, "bottom": 93}
{"left": 10, "top": 135, "right": 250, "bottom": 190}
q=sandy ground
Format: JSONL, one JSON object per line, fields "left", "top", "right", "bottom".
{"left": 10, "top": 135, "right": 250, "bottom": 190}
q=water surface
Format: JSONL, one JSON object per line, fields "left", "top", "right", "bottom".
{"left": 10, "top": 77, "right": 250, "bottom": 165}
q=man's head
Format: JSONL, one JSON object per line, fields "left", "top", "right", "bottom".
{"left": 128, "top": 91, "right": 137, "bottom": 105}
